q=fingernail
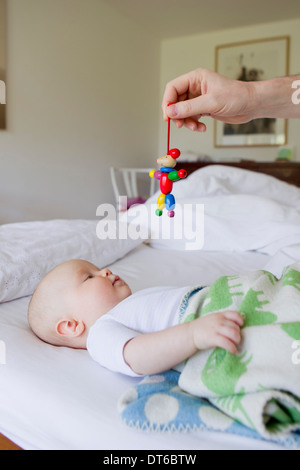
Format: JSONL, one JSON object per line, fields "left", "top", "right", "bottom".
{"left": 167, "top": 105, "right": 177, "bottom": 117}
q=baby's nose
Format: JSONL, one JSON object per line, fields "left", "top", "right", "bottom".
{"left": 100, "top": 268, "right": 112, "bottom": 277}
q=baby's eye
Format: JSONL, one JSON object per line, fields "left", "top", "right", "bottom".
{"left": 85, "top": 275, "right": 93, "bottom": 281}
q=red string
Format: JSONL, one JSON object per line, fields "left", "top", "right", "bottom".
{"left": 167, "top": 102, "right": 174, "bottom": 155}
{"left": 167, "top": 117, "right": 170, "bottom": 155}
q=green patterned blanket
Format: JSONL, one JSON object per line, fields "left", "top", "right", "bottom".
{"left": 177, "top": 263, "right": 300, "bottom": 438}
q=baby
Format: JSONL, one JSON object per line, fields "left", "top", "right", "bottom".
{"left": 28, "top": 259, "right": 243, "bottom": 377}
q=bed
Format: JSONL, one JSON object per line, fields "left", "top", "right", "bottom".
{"left": 1, "top": 164, "right": 300, "bottom": 451}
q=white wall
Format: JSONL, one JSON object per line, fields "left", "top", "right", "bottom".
{"left": 0, "top": 0, "right": 160, "bottom": 222}
{"left": 159, "top": 18, "right": 300, "bottom": 162}
{"left": 1, "top": 6, "right": 300, "bottom": 223}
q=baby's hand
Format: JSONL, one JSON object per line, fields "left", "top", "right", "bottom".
{"left": 191, "top": 311, "right": 244, "bottom": 354}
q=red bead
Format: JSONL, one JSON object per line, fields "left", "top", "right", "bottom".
{"left": 160, "top": 173, "right": 173, "bottom": 194}
{"left": 169, "top": 148, "right": 181, "bottom": 159}
{"left": 178, "top": 169, "right": 187, "bottom": 178}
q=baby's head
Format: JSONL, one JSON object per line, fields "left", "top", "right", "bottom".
{"left": 27, "top": 259, "right": 132, "bottom": 349}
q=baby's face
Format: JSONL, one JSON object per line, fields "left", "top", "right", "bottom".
{"left": 48, "top": 259, "right": 132, "bottom": 329}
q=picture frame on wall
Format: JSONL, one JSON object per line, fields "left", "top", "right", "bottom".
{"left": 214, "top": 36, "right": 290, "bottom": 148}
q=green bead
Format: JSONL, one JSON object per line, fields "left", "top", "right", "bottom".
{"left": 168, "top": 171, "right": 180, "bottom": 181}
{"left": 155, "top": 208, "right": 163, "bottom": 216}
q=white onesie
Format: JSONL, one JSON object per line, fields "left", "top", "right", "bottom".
{"left": 87, "top": 286, "right": 190, "bottom": 377}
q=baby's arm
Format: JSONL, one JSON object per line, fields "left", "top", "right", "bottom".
{"left": 123, "top": 311, "right": 243, "bottom": 376}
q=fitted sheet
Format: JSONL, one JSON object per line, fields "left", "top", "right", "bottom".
{"left": 0, "top": 243, "right": 285, "bottom": 450}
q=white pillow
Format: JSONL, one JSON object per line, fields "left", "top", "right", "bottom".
{"left": 135, "top": 165, "right": 300, "bottom": 253}
{"left": 162, "top": 165, "right": 300, "bottom": 207}
{"left": 0, "top": 219, "right": 142, "bottom": 302}
{"left": 143, "top": 194, "right": 300, "bottom": 253}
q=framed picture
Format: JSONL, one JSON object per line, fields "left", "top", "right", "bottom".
{"left": 214, "top": 36, "right": 289, "bottom": 148}
{"left": 0, "top": 0, "right": 6, "bottom": 130}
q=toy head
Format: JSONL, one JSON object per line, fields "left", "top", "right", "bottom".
{"left": 156, "top": 148, "right": 180, "bottom": 168}
{"left": 157, "top": 154, "right": 176, "bottom": 168}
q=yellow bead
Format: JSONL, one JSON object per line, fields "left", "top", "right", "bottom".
{"left": 157, "top": 193, "right": 165, "bottom": 210}
{"left": 149, "top": 170, "right": 155, "bottom": 178}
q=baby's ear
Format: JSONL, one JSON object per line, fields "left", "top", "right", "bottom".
{"left": 56, "top": 319, "right": 85, "bottom": 337}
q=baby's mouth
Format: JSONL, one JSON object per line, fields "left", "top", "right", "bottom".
{"left": 113, "top": 276, "right": 122, "bottom": 286}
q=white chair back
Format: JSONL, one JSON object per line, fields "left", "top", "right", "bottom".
{"left": 110, "top": 167, "right": 157, "bottom": 204}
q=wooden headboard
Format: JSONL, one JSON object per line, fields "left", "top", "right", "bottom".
{"left": 181, "top": 161, "right": 300, "bottom": 188}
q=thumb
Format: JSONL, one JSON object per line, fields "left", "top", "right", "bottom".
{"left": 166, "top": 95, "right": 213, "bottom": 119}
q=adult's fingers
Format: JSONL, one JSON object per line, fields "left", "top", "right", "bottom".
{"left": 162, "top": 73, "right": 192, "bottom": 119}
{"left": 182, "top": 117, "right": 206, "bottom": 132}
{"left": 165, "top": 94, "right": 214, "bottom": 121}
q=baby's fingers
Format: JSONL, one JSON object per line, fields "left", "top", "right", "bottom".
{"left": 216, "top": 335, "right": 238, "bottom": 355}
{"left": 223, "top": 311, "right": 244, "bottom": 327}
{"left": 218, "top": 324, "right": 241, "bottom": 345}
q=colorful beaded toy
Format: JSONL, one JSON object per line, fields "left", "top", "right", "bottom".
{"left": 149, "top": 103, "right": 187, "bottom": 217}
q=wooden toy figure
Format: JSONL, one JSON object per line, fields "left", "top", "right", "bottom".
{"left": 149, "top": 103, "right": 187, "bottom": 217}
{"left": 149, "top": 150, "right": 187, "bottom": 217}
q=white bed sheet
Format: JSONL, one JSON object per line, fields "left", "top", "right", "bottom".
{"left": 0, "top": 243, "right": 285, "bottom": 450}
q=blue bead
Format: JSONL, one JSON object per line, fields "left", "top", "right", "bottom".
{"left": 160, "top": 167, "right": 174, "bottom": 173}
{"left": 165, "top": 193, "right": 175, "bottom": 210}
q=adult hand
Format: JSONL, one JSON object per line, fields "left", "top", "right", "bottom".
{"left": 162, "top": 68, "right": 256, "bottom": 132}
{"left": 162, "top": 68, "right": 300, "bottom": 132}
